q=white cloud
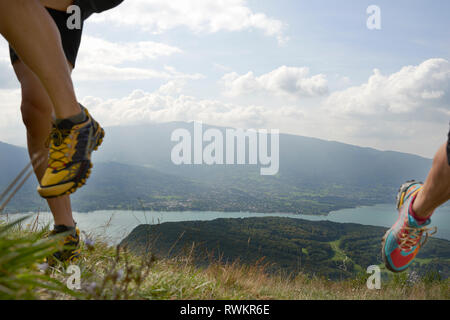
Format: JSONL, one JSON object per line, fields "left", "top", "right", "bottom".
{"left": 0, "top": 89, "right": 24, "bottom": 145}
{"left": 0, "top": 40, "right": 9, "bottom": 63}
{"left": 73, "top": 36, "right": 202, "bottom": 82}
{"left": 0, "top": 39, "right": 17, "bottom": 89}
{"left": 326, "top": 58, "right": 450, "bottom": 116}
{"left": 317, "top": 58, "right": 450, "bottom": 157}
{"left": 80, "top": 84, "right": 304, "bottom": 130}
{"left": 77, "top": 36, "right": 182, "bottom": 66}
{"left": 222, "top": 66, "right": 329, "bottom": 98}
{"left": 1, "top": 53, "right": 448, "bottom": 159}
{"left": 73, "top": 65, "right": 203, "bottom": 82}
{"left": 90, "top": 0, "right": 288, "bottom": 44}
{"left": 76, "top": 59, "right": 450, "bottom": 158}
{"left": 158, "top": 79, "right": 187, "bottom": 96}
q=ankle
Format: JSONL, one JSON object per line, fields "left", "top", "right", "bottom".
{"left": 410, "top": 192, "right": 434, "bottom": 223}
{"left": 53, "top": 224, "right": 76, "bottom": 234}
{"left": 53, "top": 218, "right": 76, "bottom": 229}
{"left": 54, "top": 101, "right": 82, "bottom": 120}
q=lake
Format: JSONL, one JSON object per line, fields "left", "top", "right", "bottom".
{"left": 2, "top": 203, "right": 450, "bottom": 244}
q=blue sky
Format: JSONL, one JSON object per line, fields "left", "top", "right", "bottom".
{"left": 0, "top": 0, "right": 449, "bottom": 158}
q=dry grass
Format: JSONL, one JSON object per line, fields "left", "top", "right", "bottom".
{"left": 52, "top": 234, "right": 447, "bottom": 300}
{"left": 3, "top": 223, "right": 448, "bottom": 300}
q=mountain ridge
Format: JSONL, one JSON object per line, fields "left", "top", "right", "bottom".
{"left": 0, "top": 121, "right": 433, "bottom": 214}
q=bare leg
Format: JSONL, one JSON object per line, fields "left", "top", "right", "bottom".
{"left": 14, "top": 61, "right": 75, "bottom": 227}
{"left": 0, "top": 0, "right": 80, "bottom": 119}
{"left": 413, "top": 142, "right": 450, "bottom": 218}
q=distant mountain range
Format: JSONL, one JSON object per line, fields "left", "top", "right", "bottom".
{"left": 0, "top": 122, "right": 432, "bottom": 214}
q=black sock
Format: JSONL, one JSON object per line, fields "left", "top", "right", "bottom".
{"left": 53, "top": 224, "right": 77, "bottom": 236}
{"left": 55, "top": 110, "right": 87, "bottom": 128}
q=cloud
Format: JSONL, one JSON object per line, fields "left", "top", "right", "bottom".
{"left": 0, "top": 39, "right": 17, "bottom": 89}
{"left": 0, "top": 61, "right": 16, "bottom": 89}
{"left": 1, "top": 52, "right": 448, "bottom": 159}
{"left": 77, "top": 36, "right": 182, "bottom": 66}
{"left": 74, "top": 58, "right": 450, "bottom": 159}
{"left": 317, "top": 58, "right": 450, "bottom": 157}
{"left": 326, "top": 58, "right": 450, "bottom": 117}
{"left": 0, "top": 39, "right": 9, "bottom": 63}
{"left": 158, "top": 79, "right": 187, "bottom": 96}
{"left": 221, "top": 66, "right": 329, "bottom": 99}
{"left": 73, "top": 36, "right": 202, "bottom": 82}
{"left": 80, "top": 83, "right": 304, "bottom": 130}
{"left": 0, "top": 89, "right": 23, "bottom": 145}
{"left": 73, "top": 65, "right": 203, "bottom": 82}
{"left": 89, "top": 0, "right": 288, "bottom": 44}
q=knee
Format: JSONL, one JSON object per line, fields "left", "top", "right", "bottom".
{"left": 14, "top": 61, "right": 54, "bottom": 131}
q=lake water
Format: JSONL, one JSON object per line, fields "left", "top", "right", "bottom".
{"left": 2, "top": 204, "right": 450, "bottom": 245}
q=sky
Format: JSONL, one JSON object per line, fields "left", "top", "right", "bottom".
{"left": 0, "top": 0, "right": 449, "bottom": 158}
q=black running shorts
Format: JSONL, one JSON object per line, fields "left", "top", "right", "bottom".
{"left": 9, "top": 7, "right": 83, "bottom": 68}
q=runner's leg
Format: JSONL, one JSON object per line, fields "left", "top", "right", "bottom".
{"left": 0, "top": 0, "right": 80, "bottom": 119}
{"left": 412, "top": 142, "right": 450, "bottom": 219}
{"left": 13, "top": 60, "right": 75, "bottom": 227}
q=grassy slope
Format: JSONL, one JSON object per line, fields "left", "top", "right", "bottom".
{"left": 39, "top": 234, "right": 450, "bottom": 300}
{"left": 51, "top": 235, "right": 450, "bottom": 300}
{"left": 1, "top": 220, "right": 448, "bottom": 300}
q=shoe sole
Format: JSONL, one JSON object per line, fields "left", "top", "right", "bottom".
{"left": 381, "top": 230, "right": 400, "bottom": 273}
{"left": 62, "top": 126, "right": 105, "bottom": 197}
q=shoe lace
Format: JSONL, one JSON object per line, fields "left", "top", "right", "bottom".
{"left": 399, "top": 225, "right": 437, "bottom": 251}
{"left": 45, "top": 126, "right": 73, "bottom": 169}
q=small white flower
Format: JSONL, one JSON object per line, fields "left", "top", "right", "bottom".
{"left": 407, "top": 271, "right": 420, "bottom": 284}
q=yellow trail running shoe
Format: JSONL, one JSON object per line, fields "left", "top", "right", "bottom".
{"left": 38, "top": 105, "right": 105, "bottom": 199}
{"left": 46, "top": 225, "right": 82, "bottom": 266}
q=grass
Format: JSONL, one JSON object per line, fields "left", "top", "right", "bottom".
{"left": 0, "top": 218, "right": 448, "bottom": 300}
{"left": 329, "top": 240, "right": 346, "bottom": 262}
{"left": 328, "top": 239, "right": 365, "bottom": 273}
{"left": 0, "top": 216, "right": 82, "bottom": 299}
{"left": 413, "top": 258, "right": 434, "bottom": 264}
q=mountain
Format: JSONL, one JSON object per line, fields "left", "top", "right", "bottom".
{"left": 0, "top": 142, "right": 45, "bottom": 211}
{"left": 94, "top": 122, "right": 432, "bottom": 189}
{"left": 91, "top": 122, "right": 433, "bottom": 212}
{"left": 121, "top": 217, "right": 450, "bottom": 280}
{"left": 0, "top": 122, "right": 433, "bottom": 214}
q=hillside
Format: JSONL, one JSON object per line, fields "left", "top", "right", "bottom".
{"left": 1, "top": 218, "right": 448, "bottom": 300}
{"left": 121, "top": 217, "right": 450, "bottom": 280}
{"left": 0, "top": 122, "right": 433, "bottom": 214}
